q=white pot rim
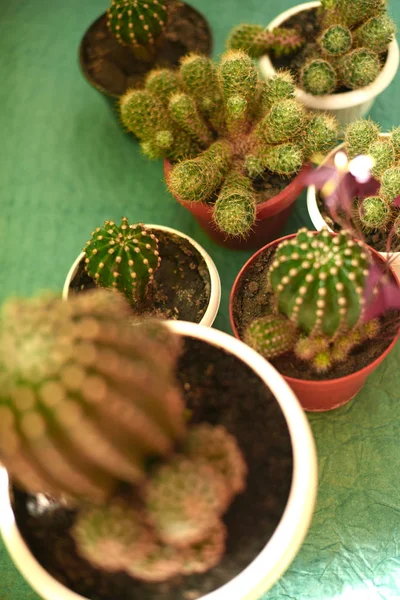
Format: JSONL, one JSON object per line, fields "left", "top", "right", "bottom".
{"left": 306, "top": 135, "right": 400, "bottom": 264}
{"left": 259, "top": 1, "right": 400, "bottom": 110}
{"left": 0, "top": 321, "right": 317, "bottom": 600}
{"left": 62, "top": 224, "right": 221, "bottom": 328}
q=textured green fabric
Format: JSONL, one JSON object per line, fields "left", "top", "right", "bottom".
{"left": 1, "top": 0, "right": 400, "bottom": 598}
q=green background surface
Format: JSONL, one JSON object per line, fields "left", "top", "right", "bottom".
{"left": 1, "top": 0, "right": 400, "bottom": 598}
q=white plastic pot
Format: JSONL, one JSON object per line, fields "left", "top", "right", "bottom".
{"left": 259, "top": 1, "right": 400, "bottom": 130}
{"left": 62, "top": 224, "right": 221, "bottom": 327}
{"left": 0, "top": 320, "right": 317, "bottom": 600}
{"left": 306, "top": 138, "right": 400, "bottom": 279}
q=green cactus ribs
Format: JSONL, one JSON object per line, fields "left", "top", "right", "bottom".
{"left": 107, "top": 0, "right": 168, "bottom": 49}
{"left": 84, "top": 218, "right": 160, "bottom": 305}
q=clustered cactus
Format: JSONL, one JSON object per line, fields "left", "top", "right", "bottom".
{"left": 107, "top": 0, "right": 168, "bottom": 59}
{"left": 120, "top": 50, "right": 338, "bottom": 238}
{"left": 227, "top": 24, "right": 304, "bottom": 58}
{"left": 0, "top": 290, "right": 247, "bottom": 581}
{"left": 84, "top": 217, "right": 161, "bottom": 306}
{"left": 227, "top": 0, "right": 396, "bottom": 95}
{"left": 344, "top": 119, "right": 400, "bottom": 237}
{"left": 244, "top": 228, "right": 381, "bottom": 373}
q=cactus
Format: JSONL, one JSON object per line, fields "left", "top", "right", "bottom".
{"left": 243, "top": 314, "right": 299, "bottom": 359}
{"left": 319, "top": 25, "right": 352, "bottom": 55}
{"left": 335, "top": 0, "right": 386, "bottom": 28}
{"left": 344, "top": 118, "right": 380, "bottom": 159}
{"left": 145, "top": 456, "right": 229, "bottom": 547}
{"left": 0, "top": 291, "right": 186, "bottom": 502}
{"left": 359, "top": 196, "right": 390, "bottom": 229}
{"left": 354, "top": 14, "right": 396, "bottom": 53}
{"left": 227, "top": 24, "right": 304, "bottom": 58}
{"left": 84, "top": 218, "right": 160, "bottom": 305}
{"left": 107, "top": 0, "right": 168, "bottom": 57}
{"left": 338, "top": 48, "right": 381, "bottom": 89}
{"left": 390, "top": 126, "right": 400, "bottom": 160}
{"left": 120, "top": 51, "right": 338, "bottom": 238}
{"left": 367, "top": 139, "right": 395, "bottom": 179}
{"left": 301, "top": 60, "right": 337, "bottom": 95}
{"left": 380, "top": 167, "right": 400, "bottom": 202}
{"left": 183, "top": 424, "right": 248, "bottom": 495}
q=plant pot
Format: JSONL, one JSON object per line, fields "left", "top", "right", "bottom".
{"left": 229, "top": 233, "right": 399, "bottom": 412}
{"left": 259, "top": 1, "right": 400, "bottom": 131}
{"left": 164, "top": 160, "right": 311, "bottom": 250}
{"left": 63, "top": 224, "right": 221, "bottom": 327}
{"left": 306, "top": 136, "right": 400, "bottom": 280}
{"left": 0, "top": 320, "right": 317, "bottom": 600}
{"left": 79, "top": 2, "right": 213, "bottom": 98}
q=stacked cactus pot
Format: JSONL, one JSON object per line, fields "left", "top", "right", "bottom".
{"left": 230, "top": 228, "right": 400, "bottom": 411}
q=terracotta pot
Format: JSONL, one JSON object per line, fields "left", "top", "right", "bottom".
{"left": 229, "top": 233, "right": 400, "bottom": 412}
{"left": 259, "top": 1, "right": 400, "bottom": 132}
{"left": 164, "top": 160, "right": 311, "bottom": 250}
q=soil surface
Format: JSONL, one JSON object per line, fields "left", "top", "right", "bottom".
{"left": 80, "top": 2, "right": 212, "bottom": 97}
{"left": 253, "top": 170, "right": 296, "bottom": 204}
{"left": 270, "top": 7, "right": 388, "bottom": 95}
{"left": 69, "top": 229, "right": 211, "bottom": 324}
{"left": 13, "top": 336, "right": 293, "bottom": 600}
{"left": 231, "top": 245, "right": 400, "bottom": 381}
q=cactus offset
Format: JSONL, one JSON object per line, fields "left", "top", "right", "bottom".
{"left": 344, "top": 118, "right": 380, "bottom": 159}
{"left": 84, "top": 218, "right": 160, "bottom": 305}
{"left": 301, "top": 60, "right": 337, "bottom": 95}
{"left": 0, "top": 291, "right": 186, "bottom": 502}
{"left": 120, "top": 51, "right": 338, "bottom": 238}
{"left": 244, "top": 314, "right": 299, "bottom": 359}
{"left": 359, "top": 196, "right": 390, "bottom": 230}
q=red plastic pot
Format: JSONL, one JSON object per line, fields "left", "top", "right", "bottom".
{"left": 164, "top": 160, "right": 311, "bottom": 250}
{"left": 229, "top": 233, "right": 400, "bottom": 412}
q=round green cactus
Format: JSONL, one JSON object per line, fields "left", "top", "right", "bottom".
{"left": 146, "top": 457, "right": 229, "bottom": 548}
{"left": 300, "top": 60, "right": 337, "bottom": 95}
{"left": 368, "top": 139, "right": 395, "bottom": 180}
{"left": 73, "top": 502, "right": 155, "bottom": 571}
{"left": 263, "top": 143, "right": 304, "bottom": 176}
{"left": 107, "top": 0, "right": 168, "bottom": 48}
{"left": 213, "top": 171, "right": 256, "bottom": 238}
{"left": 84, "top": 218, "right": 160, "bottom": 304}
{"left": 0, "top": 291, "right": 186, "bottom": 502}
{"left": 304, "top": 114, "right": 339, "bottom": 157}
{"left": 344, "top": 118, "right": 380, "bottom": 159}
{"left": 354, "top": 14, "right": 396, "bottom": 53}
{"left": 183, "top": 424, "right": 247, "bottom": 495}
{"left": 268, "top": 229, "right": 370, "bottom": 337}
{"left": 335, "top": 0, "right": 385, "bottom": 27}
{"left": 380, "top": 167, "right": 400, "bottom": 202}
{"left": 243, "top": 314, "right": 299, "bottom": 359}
{"left": 227, "top": 24, "right": 304, "bottom": 58}
{"left": 319, "top": 25, "right": 352, "bottom": 56}
{"left": 358, "top": 196, "right": 390, "bottom": 229}
{"left": 261, "top": 71, "right": 295, "bottom": 107}
{"left": 262, "top": 99, "right": 305, "bottom": 144}
{"left": 339, "top": 48, "right": 381, "bottom": 89}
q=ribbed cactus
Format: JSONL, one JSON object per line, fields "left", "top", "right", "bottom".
{"left": 300, "top": 59, "right": 337, "bottom": 95}
{"left": 242, "top": 229, "right": 382, "bottom": 373}
{"left": 319, "top": 24, "right": 352, "bottom": 55}
{"left": 227, "top": 24, "right": 304, "bottom": 58}
{"left": 0, "top": 291, "right": 185, "bottom": 502}
{"left": 107, "top": 0, "right": 168, "bottom": 56}
{"left": 84, "top": 218, "right": 160, "bottom": 305}
{"left": 344, "top": 119, "right": 400, "bottom": 238}
{"left": 339, "top": 48, "right": 381, "bottom": 89}
{"left": 120, "top": 50, "right": 338, "bottom": 238}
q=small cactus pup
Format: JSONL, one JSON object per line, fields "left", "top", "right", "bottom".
{"left": 242, "top": 228, "right": 386, "bottom": 374}
{"left": 234, "top": 0, "right": 396, "bottom": 96}
{"left": 84, "top": 218, "right": 161, "bottom": 307}
{"left": 120, "top": 51, "right": 338, "bottom": 240}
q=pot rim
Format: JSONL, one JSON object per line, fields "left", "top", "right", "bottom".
{"left": 306, "top": 134, "right": 400, "bottom": 263}
{"left": 62, "top": 224, "right": 221, "bottom": 328}
{"left": 0, "top": 320, "right": 317, "bottom": 600}
{"left": 259, "top": 1, "right": 400, "bottom": 110}
{"left": 229, "top": 232, "right": 400, "bottom": 387}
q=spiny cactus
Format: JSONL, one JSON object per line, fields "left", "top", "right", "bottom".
{"left": 84, "top": 218, "right": 160, "bottom": 305}
{"left": 344, "top": 119, "right": 400, "bottom": 238}
{"left": 319, "top": 24, "right": 352, "bottom": 55}
{"left": 0, "top": 291, "right": 186, "bottom": 502}
{"left": 243, "top": 229, "right": 382, "bottom": 373}
{"left": 120, "top": 50, "right": 338, "bottom": 238}
{"left": 227, "top": 24, "right": 304, "bottom": 58}
{"left": 339, "top": 48, "right": 381, "bottom": 89}
{"left": 107, "top": 0, "right": 168, "bottom": 58}
{"left": 300, "top": 59, "right": 337, "bottom": 95}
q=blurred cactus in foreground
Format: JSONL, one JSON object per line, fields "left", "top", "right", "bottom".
{"left": 0, "top": 290, "right": 247, "bottom": 581}
{"left": 120, "top": 50, "right": 338, "bottom": 238}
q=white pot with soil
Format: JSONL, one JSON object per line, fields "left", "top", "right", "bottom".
{"left": 306, "top": 139, "right": 400, "bottom": 279}
{"left": 63, "top": 223, "right": 221, "bottom": 327}
{"left": 259, "top": 1, "right": 400, "bottom": 130}
{"left": 0, "top": 320, "right": 317, "bottom": 600}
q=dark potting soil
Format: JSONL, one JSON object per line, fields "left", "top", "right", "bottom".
{"left": 253, "top": 170, "right": 296, "bottom": 203}
{"left": 69, "top": 229, "right": 211, "bottom": 324}
{"left": 12, "top": 336, "right": 293, "bottom": 600}
{"left": 270, "top": 7, "right": 388, "bottom": 95}
{"left": 232, "top": 245, "right": 400, "bottom": 381}
{"left": 80, "top": 2, "right": 212, "bottom": 97}
{"left": 316, "top": 192, "right": 400, "bottom": 254}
